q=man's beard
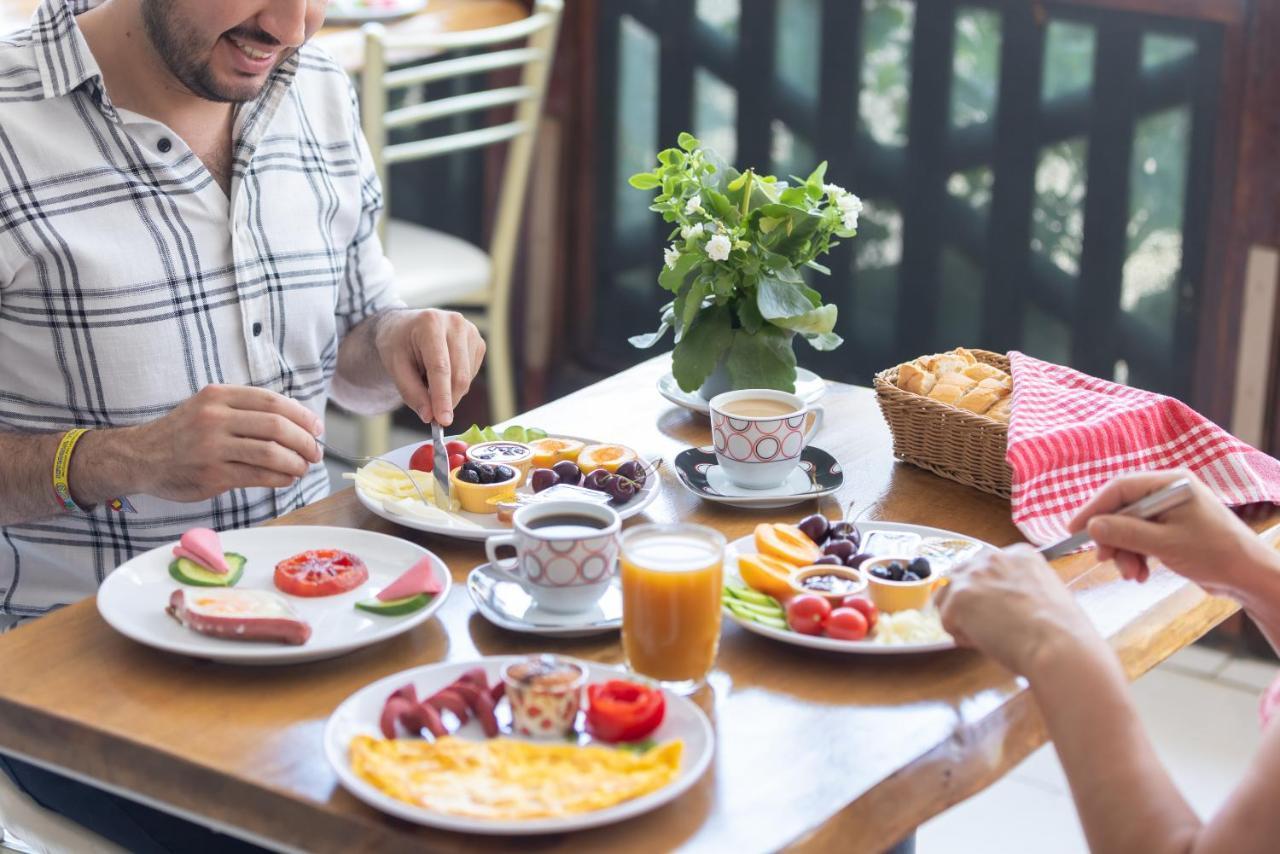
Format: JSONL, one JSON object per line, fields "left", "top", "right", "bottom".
{"left": 140, "top": 2, "right": 281, "bottom": 103}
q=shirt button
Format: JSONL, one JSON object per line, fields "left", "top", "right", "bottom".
{"left": 157, "top": 137, "right": 172, "bottom": 153}
{"left": 251, "top": 321, "right": 263, "bottom": 337}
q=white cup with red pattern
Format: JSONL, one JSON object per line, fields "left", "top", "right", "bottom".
{"left": 708, "top": 388, "right": 824, "bottom": 490}
{"left": 484, "top": 500, "right": 621, "bottom": 613}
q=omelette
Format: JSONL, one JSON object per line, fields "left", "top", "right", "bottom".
{"left": 349, "top": 735, "right": 683, "bottom": 820}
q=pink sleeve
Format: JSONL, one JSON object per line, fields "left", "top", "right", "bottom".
{"left": 1259, "top": 674, "right": 1280, "bottom": 729}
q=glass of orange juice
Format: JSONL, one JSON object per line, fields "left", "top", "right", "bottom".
{"left": 619, "top": 523, "right": 725, "bottom": 694}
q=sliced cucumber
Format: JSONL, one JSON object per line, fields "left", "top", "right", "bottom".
{"left": 355, "top": 593, "right": 432, "bottom": 616}
{"left": 732, "top": 599, "right": 786, "bottom": 621}
{"left": 169, "top": 552, "right": 245, "bottom": 587}
{"left": 724, "top": 584, "right": 782, "bottom": 610}
{"left": 726, "top": 600, "right": 786, "bottom": 630}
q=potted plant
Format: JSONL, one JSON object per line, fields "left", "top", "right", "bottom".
{"left": 627, "top": 132, "right": 862, "bottom": 398}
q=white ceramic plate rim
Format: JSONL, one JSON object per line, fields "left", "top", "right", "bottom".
{"left": 657, "top": 368, "right": 827, "bottom": 416}
{"left": 466, "top": 564, "right": 622, "bottom": 637}
{"left": 354, "top": 435, "right": 662, "bottom": 542}
{"left": 724, "top": 521, "right": 998, "bottom": 654}
{"left": 323, "top": 655, "right": 714, "bottom": 834}
{"left": 97, "top": 526, "right": 450, "bottom": 665}
{"left": 325, "top": 0, "right": 428, "bottom": 24}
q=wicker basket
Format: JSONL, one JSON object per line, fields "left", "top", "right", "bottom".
{"left": 872, "top": 349, "right": 1013, "bottom": 499}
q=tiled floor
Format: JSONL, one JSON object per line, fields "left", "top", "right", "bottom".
{"left": 319, "top": 409, "right": 1276, "bottom": 854}
{"left": 918, "top": 646, "right": 1276, "bottom": 853}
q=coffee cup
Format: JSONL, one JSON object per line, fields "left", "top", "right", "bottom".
{"left": 483, "top": 500, "right": 621, "bottom": 613}
{"left": 708, "top": 389, "right": 824, "bottom": 490}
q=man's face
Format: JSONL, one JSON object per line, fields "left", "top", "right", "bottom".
{"left": 140, "top": 1, "right": 327, "bottom": 103}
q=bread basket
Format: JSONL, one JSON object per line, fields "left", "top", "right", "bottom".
{"left": 872, "top": 349, "right": 1013, "bottom": 499}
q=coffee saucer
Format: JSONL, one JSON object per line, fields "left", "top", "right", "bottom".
{"left": 657, "top": 369, "right": 827, "bottom": 417}
{"left": 672, "top": 445, "right": 844, "bottom": 510}
{"left": 466, "top": 562, "right": 622, "bottom": 638}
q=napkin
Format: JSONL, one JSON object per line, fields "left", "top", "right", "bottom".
{"left": 1005, "top": 351, "right": 1280, "bottom": 545}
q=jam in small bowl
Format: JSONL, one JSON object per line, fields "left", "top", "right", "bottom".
{"left": 500, "top": 655, "right": 587, "bottom": 738}
{"left": 789, "top": 565, "right": 867, "bottom": 606}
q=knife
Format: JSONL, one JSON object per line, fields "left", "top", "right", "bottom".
{"left": 431, "top": 421, "right": 451, "bottom": 508}
{"left": 1038, "top": 477, "right": 1193, "bottom": 562}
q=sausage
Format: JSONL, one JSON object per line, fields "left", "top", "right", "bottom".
{"left": 404, "top": 702, "right": 449, "bottom": 738}
{"left": 454, "top": 682, "right": 499, "bottom": 737}
{"left": 387, "top": 683, "right": 418, "bottom": 706}
{"left": 380, "top": 697, "right": 415, "bottom": 738}
{"left": 489, "top": 681, "right": 506, "bottom": 703}
{"left": 456, "top": 668, "right": 489, "bottom": 690}
{"left": 425, "top": 687, "right": 470, "bottom": 723}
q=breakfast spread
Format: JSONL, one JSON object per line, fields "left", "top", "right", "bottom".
{"left": 169, "top": 528, "right": 245, "bottom": 587}
{"left": 348, "top": 734, "right": 682, "bottom": 821}
{"left": 723, "top": 514, "right": 973, "bottom": 647}
{"left": 166, "top": 589, "right": 312, "bottom": 645}
{"left": 893, "top": 347, "right": 1012, "bottom": 422}
{"left": 274, "top": 549, "right": 369, "bottom": 597}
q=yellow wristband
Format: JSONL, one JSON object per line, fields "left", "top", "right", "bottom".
{"left": 53, "top": 427, "right": 89, "bottom": 512}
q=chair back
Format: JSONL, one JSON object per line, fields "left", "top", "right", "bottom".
{"left": 360, "top": 1, "right": 563, "bottom": 296}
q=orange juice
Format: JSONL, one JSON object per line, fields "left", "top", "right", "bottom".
{"left": 620, "top": 524, "right": 725, "bottom": 692}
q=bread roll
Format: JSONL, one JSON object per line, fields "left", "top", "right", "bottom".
{"left": 897, "top": 361, "right": 937, "bottom": 396}
{"left": 963, "top": 363, "right": 1006, "bottom": 383}
{"left": 978, "top": 375, "right": 1012, "bottom": 395}
{"left": 986, "top": 397, "right": 1012, "bottom": 422}
{"left": 957, "top": 387, "right": 1000, "bottom": 415}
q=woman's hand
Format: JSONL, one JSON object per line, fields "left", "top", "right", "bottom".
{"left": 1068, "top": 470, "right": 1266, "bottom": 598}
{"left": 936, "top": 545, "right": 1102, "bottom": 678}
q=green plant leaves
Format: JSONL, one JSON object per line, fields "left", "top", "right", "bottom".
{"left": 658, "top": 251, "right": 700, "bottom": 293}
{"left": 678, "top": 131, "right": 700, "bottom": 152}
{"left": 756, "top": 274, "right": 838, "bottom": 336}
{"left": 675, "top": 277, "right": 712, "bottom": 334}
{"left": 672, "top": 304, "right": 734, "bottom": 392}
{"left": 628, "top": 171, "right": 661, "bottom": 190}
{"left": 727, "top": 326, "right": 797, "bottom": 392}
{"left": 803, "top": 331, "right": 844, "bottom": 351}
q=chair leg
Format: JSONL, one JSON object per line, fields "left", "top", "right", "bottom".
{"left": 359, "top": 412, "right": 392, "bottom": 458}
{"left": 485, "top": 324, "right": 517, "bottom": 424}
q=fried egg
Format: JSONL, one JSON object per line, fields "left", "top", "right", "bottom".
{"left": 349, "top": 735, "right": 683, "bottom": 820}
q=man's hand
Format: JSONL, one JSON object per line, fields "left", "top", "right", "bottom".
{"left": 1068, "top": 470, "right": 1264, "bottom": 597}
{"left": 375, "top": 309, "right": 485, "bottom": 427}
{"left": 131, "top": 385, "right": 323, "bottom": 502}
{"left": 935, "top": 545, "right": 1101, "bottom": 678}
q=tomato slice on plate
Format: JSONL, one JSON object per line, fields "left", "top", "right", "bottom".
{"left": 274, "top": 549, "right": 369, "bottom": 597}
{"left": 585, "top": 680, "right": 665, "bottom": 743}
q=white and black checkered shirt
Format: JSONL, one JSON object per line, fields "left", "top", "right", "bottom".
{"left": 0, "top": 0, "right": 401, "bottom": 616}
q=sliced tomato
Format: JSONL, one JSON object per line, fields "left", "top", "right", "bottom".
{"left": 274, "top": 549, "right": 369, "bottom": 597}
{"left": 585, "top": 680, "right": 665, "bottom": 743}
{"left": 445, "top": 440, "right": 469, "bottom": 457}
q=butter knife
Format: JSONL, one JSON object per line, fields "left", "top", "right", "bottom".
{"left": 1039, "top": 477, "right": 1193, "bottom": 561}
{"left": 431, "top": 421, "right": 451, "bottom": 507}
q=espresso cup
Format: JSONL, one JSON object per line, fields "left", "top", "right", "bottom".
{"left": 483, "top": 500, "right": 621, "bottom": 613}
{"left": 708, "top": 389, "right": 824, "bottom": 490}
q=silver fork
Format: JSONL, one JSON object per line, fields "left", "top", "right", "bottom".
{"left": 316, "top": 436, "right": 436, "bottom": 507}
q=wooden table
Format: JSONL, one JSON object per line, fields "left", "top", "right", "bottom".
{"left": 0, "top": 1, "right": 526, "bottom": 70}
{"left": 0, "top": 356, "right": 1249, "bottom": 852}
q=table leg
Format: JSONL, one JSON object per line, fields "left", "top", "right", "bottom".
{"left": 883, "top": 830, "right": 916, "bottom": 854}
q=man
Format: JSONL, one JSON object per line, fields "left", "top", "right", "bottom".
{"left": 0, "top": 0, "right": 484, "bottom": 848}
{"left": 0, "top": 0, "right": 485, "bottom": 619}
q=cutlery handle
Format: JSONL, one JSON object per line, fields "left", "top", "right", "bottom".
{"left": 1038, "top": 477, "right": 1194, "bottom": 562}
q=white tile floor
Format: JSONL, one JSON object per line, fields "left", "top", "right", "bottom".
{"left": 320, "top": 410, "right": 1277, "bottom": 854}
{"left": 918, "top": 646, "right": 1277, "bottom": 853}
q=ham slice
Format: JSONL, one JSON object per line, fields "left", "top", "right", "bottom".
{"left": 172, "top": 528, "right": 230, "bottom": 575}
{"left": 166, "top": 589, "right": 311, "bottom": 645}
{"left": 376, "top": 556, "right": 443, "bottom": 602}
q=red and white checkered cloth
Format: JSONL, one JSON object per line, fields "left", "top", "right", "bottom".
{"left": 1006, "top": 351, "right": 1280, "bottom": 545}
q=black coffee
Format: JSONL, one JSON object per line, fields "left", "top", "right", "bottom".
{"left": 527, "top": 515, "right": 607, "bottom": 537}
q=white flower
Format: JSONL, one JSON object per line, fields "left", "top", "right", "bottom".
{"left": 705, "top": 233, "right": 732, "bottom": 262}
{"left": 680, "top": 222, "right": 704, "bottom": 241}
{"left": 684, "top": 195, "right": 703, "bottom": 215}
{"left": 836, "top": 192, "right": 863, "bottom": 231}
{"left": 822, "top": 182, "right": 844, "bottom": 196}
{"left": 663, "top": 245, "right": 680, "bottom": 270}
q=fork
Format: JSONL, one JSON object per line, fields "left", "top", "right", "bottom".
{"left": 316, "top": 436, "right": 436, "bottom": 507}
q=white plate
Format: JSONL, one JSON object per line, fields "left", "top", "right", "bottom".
{"left": 325, "top": 0, "right": 428, "bottom": 25}
{"left": 355, "top": 436, "right": 663, "bottom": 542}
{"left": 725, "top": 521, "right": 998, "bottom": 654}
{"left": 657, "top": 369, "right": 827, "bottom": 416}
{"left": 97, "top": 526, "right": 450, "bottom": 665}
{"left": 467, "top": 563, "right": 622, "bottom": 637}
{"left": 324, "top": 656, "right": 714, "bottom": 834}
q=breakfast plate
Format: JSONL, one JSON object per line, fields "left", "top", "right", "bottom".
{"left": 354, "top": 434, "right": 662, "bottom": 542}
{"left": 673, "top": 445, "right": 844, "bottom": 509}
{"left": 97, "top": 526, "right": 450, "bottom": 665}
{"left": 324, "top": 655, "right": 715, "bottom": 834}
{"left": 657, "top": 368, "right": 827, "bottom": 416}
{"left": 467, "top": 563, "right": 622, "bottom": 637}
{"left": 325, "top": 0, "right": 428, "bottom": 25}
{"left": 724, "top": 520, "right": 997, "bottom": 654}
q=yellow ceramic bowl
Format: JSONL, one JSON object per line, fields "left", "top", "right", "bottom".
{"left": 449, "top": 467, "right": 519, "bottom": 514}
{"left": 862, "top": 557, "right": 945, "bottom": 613}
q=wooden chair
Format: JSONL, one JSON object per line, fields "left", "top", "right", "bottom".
{"left": 357, "top": 1, "right": 563, "bottom": 455}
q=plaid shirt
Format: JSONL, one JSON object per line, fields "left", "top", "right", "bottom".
{"left": 0, "top": 1, "right": 401, "bottom": 616}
